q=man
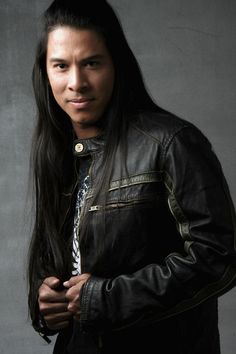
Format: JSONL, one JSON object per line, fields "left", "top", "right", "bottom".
{"left": 28, "top": 1, "right": 236, "bottom": 353}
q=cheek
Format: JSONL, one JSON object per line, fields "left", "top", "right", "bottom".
{"left": 48, "top": 79, "right": 66, "bottom": 109}
{"left": 50, "top": 80, "right": 64, "bottom": 95}
{"left": 47, "top": 73, "right": 66, "bottom": 97}
{"left": 99, "top": 72, "right": 115, "bottom": 98}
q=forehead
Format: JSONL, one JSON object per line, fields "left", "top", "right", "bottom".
{"left": 46, "top": 26, "right": 108, "bottom": 57}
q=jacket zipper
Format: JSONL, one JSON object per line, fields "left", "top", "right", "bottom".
{"left": 88, "top": 199, "right": 149, "bottom": 212}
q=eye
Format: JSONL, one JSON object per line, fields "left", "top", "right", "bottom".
{"left": 85, "top": 60, "right": 100, "bottom": 68}
{"left": 58, "top": 63, "right": 66, "bottom": 69}
{"left": 54, "top": 63, "right": 68, "bottom": 70}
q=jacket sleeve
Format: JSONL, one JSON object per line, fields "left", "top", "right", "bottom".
{"left": 79, "top": 125, "right": 236, "bottom": 333}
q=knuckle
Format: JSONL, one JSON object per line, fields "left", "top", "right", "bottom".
{"left": 68, "top": 302, "right": 79, "bottom": 313}
{"left": 38, "top": 289, "right": 47, "bottom": 300}
{"left": 39, "top": 302, "right": 47, "bottom": 313}
{"left": 65, "top": 289, "right": 73, "bottom": 300}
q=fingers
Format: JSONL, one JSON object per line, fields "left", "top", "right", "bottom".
{"left": 64, "top": 276, "right": 89, "bottom": 302}
{"left": 40, "top": 301, "right": 69, "bottom": 316}
{"left": 38, "top": 276, "right": 75, "bottom": 330}
{"left": 64, "top": 284, "right": 82, "bottom": 316}
{"left": 68, "top": 300, "right": 80, "bottom": 313}
{"left": 43, "top": 276, "right": 61, "bottom": 289}
{"left": 62, "top": 274, "right": 91, "bottom": 316}
{"left": 38, "top": 274, "right": 91, "bottom": 326}
{"left": 63, "top": 273, "right": 91, "bottom": 288}
{"left": 39, "top": 283, "right": 67, "bottom": 303}
{"left": 44, "top": 311, "right": 73, "bottom": 330}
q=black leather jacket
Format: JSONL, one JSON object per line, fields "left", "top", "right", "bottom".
{"left": 35, "top": 111, "right": 236, "bottom": 354}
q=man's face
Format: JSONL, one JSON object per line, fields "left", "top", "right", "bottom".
{"left": 46, "top": 26, "right": 115, "bottom": 138}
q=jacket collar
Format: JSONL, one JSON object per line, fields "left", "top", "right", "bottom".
{"left": 73, "top": 132, "right": 106, "bottom": 157}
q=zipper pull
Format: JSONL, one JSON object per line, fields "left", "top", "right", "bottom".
{"left": 89, "top": 205, "right": 102, "bottom": 212}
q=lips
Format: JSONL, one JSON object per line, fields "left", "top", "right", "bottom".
{"left": 68, "top": 97, "right": 94, "bottom": 109}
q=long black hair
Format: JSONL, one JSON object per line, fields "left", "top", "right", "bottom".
{"left": 28, "top": 0, "right": 162, "bottom": 318}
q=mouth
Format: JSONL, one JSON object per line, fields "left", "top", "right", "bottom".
{"left": 68, "top": 97, "right": 95, "bottom": 109}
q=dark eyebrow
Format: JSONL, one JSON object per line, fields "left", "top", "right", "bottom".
{"left": 83, "top": 55, "right": 104, "bottom": 61}
{"left": 48, "top": 58, "right": 66, "bottom": 63}
{"left": 48, "top": 54, "right": 104, "bottom": 64}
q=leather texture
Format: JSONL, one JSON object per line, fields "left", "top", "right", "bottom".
{"left": 36, "top": 111, "right": 236, "bottom": 353}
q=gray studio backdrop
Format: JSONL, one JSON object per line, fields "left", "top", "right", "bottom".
{"left": 0, "top": 0, "right": 235, "bottom": 353}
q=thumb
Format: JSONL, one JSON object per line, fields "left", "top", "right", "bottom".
{"left": 43, "top": 276, "right": 61, "bottom": 289}
{"left": 63, "top": 275, "right": 81, "bottom": 288}
{"left": 63, "top": 273, "right": 91, "bottom": 289}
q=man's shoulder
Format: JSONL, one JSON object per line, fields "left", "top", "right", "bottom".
{"left": 131, "top": 109, "right": 195, "bottom": 145}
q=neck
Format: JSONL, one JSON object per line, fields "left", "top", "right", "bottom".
{"left": 72, "top": 124, "right": 101, "bottom": 139}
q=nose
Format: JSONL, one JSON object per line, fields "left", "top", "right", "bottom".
{"left": 68, "top": 66, "right": 88, "bottom": 92}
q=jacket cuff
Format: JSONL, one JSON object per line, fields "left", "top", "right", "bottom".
{"left": 79, "top": 276, "right": 108, "bottom": 333}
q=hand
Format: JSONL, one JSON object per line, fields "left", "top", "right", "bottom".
{"left": 63, "top": 273, "right": 91, "bottom": 321}
{"left": 38, "top": 276, "right": 73, "bottom": 330}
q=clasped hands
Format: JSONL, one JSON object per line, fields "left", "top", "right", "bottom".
{"left": 38, "top": 273, "right": 91, "bottom": 330}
